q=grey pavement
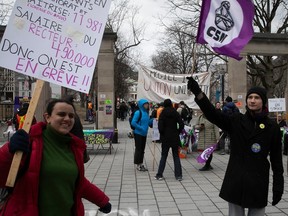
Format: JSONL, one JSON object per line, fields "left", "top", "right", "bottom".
{"left": 0, "top": 120, "right": 287, "bottom": 216}
{"left": 83, "top": 119, "right": 288, "bottom": 216}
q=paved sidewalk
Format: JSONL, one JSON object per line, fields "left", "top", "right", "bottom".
{"left": 0, "top": 120, "right": 287, "bottom": 216}
{"left": 84, "top": 119, "right": 288, "bottom": 216}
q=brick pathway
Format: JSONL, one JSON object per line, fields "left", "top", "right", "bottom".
{"left": 83, "top": 119, "right": 288, "bottom": 216}
{"left": 0, "top": 120, "right": 286, "bottom": 215}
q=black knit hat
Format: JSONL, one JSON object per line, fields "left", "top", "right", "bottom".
{"left": 246, "top": 87, "right": 267, "bottom": 106}
{"left": 225, "top": 96, "right": 232, "bottom": 102}
{"left": 163, "top": 99, "right": 172, "bottom": 108}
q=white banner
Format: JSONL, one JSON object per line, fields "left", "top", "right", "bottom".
{"left": 0, "top": 0, "right": 111, "bottom": 93}
{"left": 137, "top": 66, "right": 211, "bottom": 109}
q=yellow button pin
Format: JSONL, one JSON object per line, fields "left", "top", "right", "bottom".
{"left": 259, "top": 124, "right": 265, "bottom": 129}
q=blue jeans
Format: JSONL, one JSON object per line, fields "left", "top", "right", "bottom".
{"left": 156, "top": 144, "right": 182, "bottom": 178}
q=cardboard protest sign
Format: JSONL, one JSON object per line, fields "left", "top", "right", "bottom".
{"left": 0, "top": 0, "right": 112, "bottom": 187}
{"left": 0, "top": 0, "right": 112, "bottom": 93}
{"left": 268, "top": 98, "right": 286, "bottom": 112}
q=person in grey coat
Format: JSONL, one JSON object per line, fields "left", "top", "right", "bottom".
{"left": 187, "top": 77, "right": 284, "bottom": 216}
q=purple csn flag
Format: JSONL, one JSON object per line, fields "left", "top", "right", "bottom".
{"left": 197, "top": 144, "right": 217, "bottom": 164}
{"left": 196, "top": 0, "right": 255, "bottom": 60}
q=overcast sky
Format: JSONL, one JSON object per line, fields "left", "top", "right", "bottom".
{"left": 2, "top": 0, "right": 169, "bottom": 66}
{"left": 129, "top": 0, "right": 170, "bottom": 66}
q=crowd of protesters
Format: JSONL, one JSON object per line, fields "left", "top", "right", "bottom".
{"left": 2, "top": 91, "right": 286, "bottom": 215}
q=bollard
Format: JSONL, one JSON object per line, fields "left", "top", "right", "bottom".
{"left": 112, "top": 128, "right": 118, "bottom": 143}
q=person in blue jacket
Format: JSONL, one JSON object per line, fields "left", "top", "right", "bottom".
{"left": 131, "top": 99, "right": 153, "bottom": 171}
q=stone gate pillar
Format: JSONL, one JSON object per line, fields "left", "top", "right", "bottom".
{"left": 97, "top": 31, "right": 117, "bottom": 129}
{"left": 228, "top": 58, "right": 247, "bottom": 112}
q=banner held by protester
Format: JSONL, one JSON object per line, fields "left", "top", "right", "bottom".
{"left": 0, "top": 0, "right": 112, "bottom": 187}
{"left": 196, "top": 0, "right": 254, "bottom": 60}
{"left": 0, "top": 0, "right": 112, "bottom": 93}
{"left": 137, "top": 66, "right": 211, "bottom": 109}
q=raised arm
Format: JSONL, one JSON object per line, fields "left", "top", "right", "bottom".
{"left": 187, "top": 77, "right": 232, "bottom": 132}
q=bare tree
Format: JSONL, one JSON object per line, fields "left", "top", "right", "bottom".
{"left": 152, "top": 0, "right": 226, "bottom": 75}
{"left": 247, "top": 0, "right": 288, "bottom": 97}
{"left": 107, "top": 0, "right": 145, "bottom": 100}
{"left": 158, "top": 0, "right": 287, "bottom": 99}
{"left": 152, "top": 23, "right": 194, "bottom": 74}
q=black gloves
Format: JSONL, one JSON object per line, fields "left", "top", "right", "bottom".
{"left": 272, "top": 191, "right": 282, "bottom": 206}
{"left": 187, "top": 77, "right": 202, "bottom": 96}
{"left": 9, "top": 129, "right": 30, "bottom": 154}
{"left": 99, "top": 202, "right": 112, "bottom": 214}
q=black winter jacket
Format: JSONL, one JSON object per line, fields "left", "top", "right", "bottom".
{"left": 158, "top": 107, "right": 184, "bottom": 147}
{"left": 196, "top": 94, "right": 284, "bottom": 208}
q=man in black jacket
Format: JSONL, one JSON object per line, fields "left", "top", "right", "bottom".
{"left": 155, "top": 99, "right": 184, "bottom": 181}
{"left": 187, "top": 77, "right": 284, "bottom": 215}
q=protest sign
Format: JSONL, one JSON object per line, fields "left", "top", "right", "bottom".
{"left": 0, "top": 0, "right": 112, "bottom": 93}
{"left": 1, "top": 0, "right": 112, "bottom": 187}
{"left": 137, "top": 66, "right": 211, "bottom": 109}
{"left": 268, "top": 98, "right": 286, "bottom": 112}
{"left": 152, "top": 118, "right": 160, "bottom": 141}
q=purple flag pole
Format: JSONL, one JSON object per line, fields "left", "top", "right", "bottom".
{"left": 196, "top": 0, "right": 255, "bottom": 60}
{"left": 197, "top": 144, "right": 217, "bottom": 164}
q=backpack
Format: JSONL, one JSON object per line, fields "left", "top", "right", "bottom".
{"left": 129, "top": 107, "right": 142, "bottom": 130}
{"left": 181, "top": 107, "right": 189, "bottom": 121}
{"left": 223, "top": 104, "right": 239, "bottom": 116}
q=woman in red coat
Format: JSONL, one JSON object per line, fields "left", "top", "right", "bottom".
{"left": 0, "top": 99, "right": 111, "bottom": 216}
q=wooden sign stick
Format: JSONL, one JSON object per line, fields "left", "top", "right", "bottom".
{"left": 6, "top": 79, "right": 45, "bottom": 187}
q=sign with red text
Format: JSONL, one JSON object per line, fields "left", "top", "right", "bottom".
{"left": 137, "top": 66, "right": 211, "bottom": 109}
{"left": 0, "top": 0, "right": 111, "bottom": 93}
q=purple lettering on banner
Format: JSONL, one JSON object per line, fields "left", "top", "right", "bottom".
{"left": 15, "top": 58, "right": 38, "bottom": 74}
{"left": 66, "top": 74, "right": 78, "bottom": 86}
{"left": 28, "top": 23, "right": 73, "bottom": 47}
{"left": 0, "top": 0, "right": 112, "bottom": 93}
{"left": 81, "top": 75, "right": 90, "bottom": 86}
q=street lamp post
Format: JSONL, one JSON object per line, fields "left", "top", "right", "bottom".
{"left": 221, "top": 74, "right": 225, "bottom": 102}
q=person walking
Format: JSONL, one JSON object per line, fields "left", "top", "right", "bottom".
{"left": 155, "top": 99, "right": 184, "bottom": 181}
{"left": 187, "top": 77, "right": 284, "bottom": 215}
{"left": 196, "top": 113, "right": 219, "bottom": 171}
{"left": 131, "top": 98, "right": 153, "bottom": 171}
{"left": 119, "top": 101, "right": 128, "bottom": 121}
{"left": 12, "top": 102, "right": 37, "bottom": 130}
{"left": 177, "top": 101, "right": 192, "bottom": 125}
{"left": 156, "top": 102, "right": 164, "bottom": 120}
{"left": 0, "top": 99, "right": 111, "bottom": 215}
{"left": 87, "top": 100, "right": 94, "bottom": 123}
